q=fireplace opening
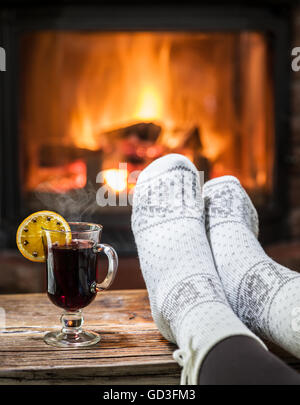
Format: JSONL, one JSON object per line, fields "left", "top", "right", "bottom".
{"left": 20, "top": 30, "right": 274, "bottom": 218}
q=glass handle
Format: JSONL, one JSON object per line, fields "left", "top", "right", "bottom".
{"left": 92, "top": 243, "right": 118, "bottom": 292}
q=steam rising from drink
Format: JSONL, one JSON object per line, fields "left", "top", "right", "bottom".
{"left": 35, "top": 180, "right": 99, "bottom": 222}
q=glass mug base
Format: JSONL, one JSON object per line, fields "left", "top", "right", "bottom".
{"left": 44, "top": 330, "right": 101, "bottom": 348}
{"left": 44, "top": 310, "right": 100, "bottom": 348}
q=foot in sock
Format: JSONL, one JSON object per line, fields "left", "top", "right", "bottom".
{"left": 131, "top": 155, "right": 265, "bottom": 384}
{"left": 203, "top": 175, "right": 300, "bottom": 358}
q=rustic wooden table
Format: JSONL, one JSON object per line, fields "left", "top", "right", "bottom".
{"left": 0, "top": 290, "right": 299, "bottom": 385}
{"left": 0, "top": 290, "right": 180, "bottom": 384}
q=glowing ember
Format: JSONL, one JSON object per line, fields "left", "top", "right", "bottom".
{"left": 31, "top": 160, "right": 87, "bottom": 193}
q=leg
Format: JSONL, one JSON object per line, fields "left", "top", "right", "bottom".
{"left": 203, "top": 176, "right": 300, "bottom": 359}
{"left": 199, "top": 335, "right": 300, "bottom": 385}
{"left": 132, "top": 155, "right": 265, "bottom": 384}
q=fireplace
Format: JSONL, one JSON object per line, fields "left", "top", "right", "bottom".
{"left": 21, "top": 31, "right": 274, "bottom": 199}
{"left": 0, "top": 4, "right": 291, "bottom": 260}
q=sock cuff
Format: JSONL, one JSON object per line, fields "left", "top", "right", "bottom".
{"left": 174, "top": 303, "right": 267, "bottom": 384}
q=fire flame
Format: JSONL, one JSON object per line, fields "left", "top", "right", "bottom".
{"left": 104, "top": 169, "right": 128, "bottom": 192}
{"left": 135, "top": 85, "right": 163, "bottom": 121}
{"left": 21, "top": 31, "right": 273, "bottom": 194}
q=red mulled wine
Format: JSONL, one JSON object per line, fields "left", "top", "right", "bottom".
{"left": 46, "top": 239, "right": 98, "bottom": 311}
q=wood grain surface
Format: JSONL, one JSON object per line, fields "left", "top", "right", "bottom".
{"left": 0, "top": 290, "right": 179, "bottom": 384}
{"left": 0, "top": 290, "right": 299, "bottom": 385}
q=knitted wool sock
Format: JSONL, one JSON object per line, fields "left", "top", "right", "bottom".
{"left": 131, "top": 155, "right": 265, "bottom": 384}
{"left": 203, "top": 175, "right": 300, "bottom": 358}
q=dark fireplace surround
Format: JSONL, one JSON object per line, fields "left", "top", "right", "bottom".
{"left": 0, "top": 3, "right": 292, "bottom": 257}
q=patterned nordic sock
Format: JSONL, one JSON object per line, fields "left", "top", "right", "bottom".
{"left": 131, "top": 155, "right": 265, "bottom": 384}
{"left": 203, "top": 175, "right": 300, "bottom": 358}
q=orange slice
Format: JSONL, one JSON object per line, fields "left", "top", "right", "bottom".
{"left": 16, "top": 211, "right": 71, "bottom": 263}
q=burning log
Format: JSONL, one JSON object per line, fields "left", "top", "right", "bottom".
{"left": 165, "top": 126, "right": 211, "bottom": 179}
{"left": 101, "top": 122, "right": 162, "bottom": 165}
{"left": 103, "top": 122, "right": 161, "bottom": 142}
{"left": 26, "top": 145, "right": 102, "bottom": 193}
{"left": 39, "top": 145, "right": 101, "bottom": 167}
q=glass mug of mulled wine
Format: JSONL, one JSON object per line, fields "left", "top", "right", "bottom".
{"left": 42, "top": 222, "right": 118, "bottom": 347}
